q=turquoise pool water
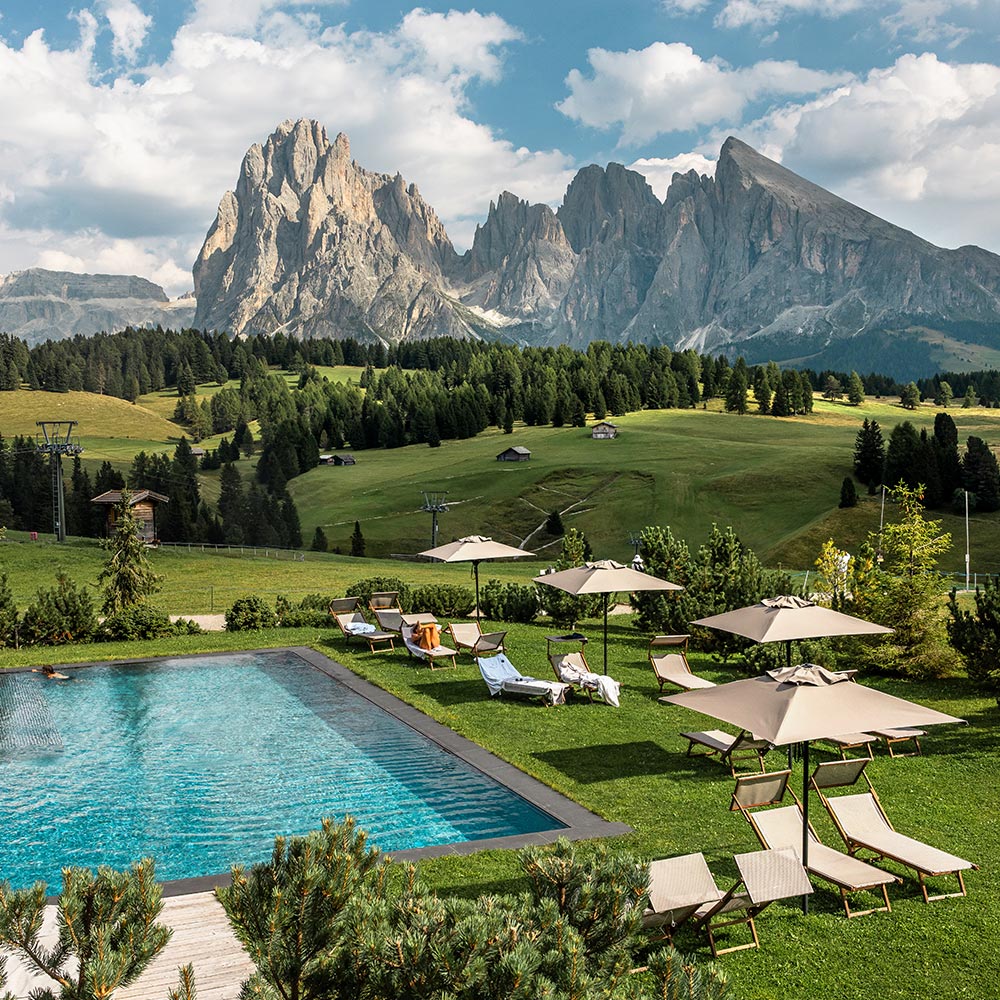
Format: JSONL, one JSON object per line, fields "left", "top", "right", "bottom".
{"left": 0, "top": 652, "right": 562, "bottom": 889}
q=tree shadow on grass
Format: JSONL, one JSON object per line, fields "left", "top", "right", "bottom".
{"left": 532, "top": 741, "right": 684, "bottom": 784}
{"left": 411, "top": 678, "right": 495, "bottom": 707}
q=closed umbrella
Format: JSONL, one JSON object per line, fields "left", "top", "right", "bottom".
{"left": 533, "top": 560, "right": 682, "bottom": 675}
{"left": 663, "top": 664, "right": 963, "bottom": 910}
{"left": 419, "top": 535, "right": 533, "bottom": 621}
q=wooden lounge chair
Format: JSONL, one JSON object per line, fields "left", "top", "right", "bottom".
{"left": 648, "top": 634, "right": 715, "bottom": 695}
{"left": 731, "top": 770, "right": 898, "bottom": 918}
{"left": 368, "top": 593, "right": 404, "bottom": 632}
{"left": 548, "top": 650, "right": 621, "bottom": 707}
{"left": 822, "top": 732, "right": 877, "bottom": 760}
{"left": 401, "top": 622, "right": 457, "bottom": 670}
{"left": 332, "top": 610, "right": 396, "bottom": 653}
{"left": 374, "top": 609, "right": 438, "bottom": 633}
{"left": 477, "top": 654, "right": 570, "bottom": 706}
{"left": 811, "top": 759, "right": 978, "bottom": 902}
{"left": 871, "top": 727, "right": 925, "bottom": 757}
{"left": 448, "top": 621, "right": 507, "bottom": 658}
{"left": 643, "top": 853, "right": 722, "bottom": 940}
{"left": 329, "top": 596, "right": 361, "bottom": 614}
{"left": 692, "top": 848, "right": 812, "bottom": 957}
{"left": 680, "top": 729, "right": 772, "bottom": 776}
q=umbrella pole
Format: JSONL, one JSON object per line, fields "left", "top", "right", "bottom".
{"left": 603, "top": 594, "right": 609, "bottom": 675}
{"left": 802, "top": 739, "right": 810, "bottom": 914}
{"left": 474, "top": 562, "right": 481, "bottom": 622}
{"left": 786, "top": 641, "right": 794, "bottom": 770}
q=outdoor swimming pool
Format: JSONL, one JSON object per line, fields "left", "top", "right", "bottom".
{"left": 0, "top": 650, "right": 565, "bottom": 889}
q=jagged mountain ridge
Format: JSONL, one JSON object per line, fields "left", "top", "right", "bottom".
{"left": 191, "top": 120, "right": 1000, "bottom": 374}
{"left": 0, "top": 269, "right": 195, "bottom": 347}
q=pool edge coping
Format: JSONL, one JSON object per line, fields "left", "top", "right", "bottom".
{"left": 10, "top": 645, "right": 631, "bottom": 898}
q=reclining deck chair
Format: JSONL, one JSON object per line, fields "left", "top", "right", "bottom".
{"left": 330, "top": 597, "right": 396, "bottom": 653}
{"left": 643, "top": 852, "right": 722, "bottom": 941}
{"left": 477, "top": 654, "right": 570, "bottom": 706}
{"left": 811, "top": 758, "right": 977, "bottom": 902}
{"left": 548, "top": 639, "right": 621, "bottom": 707}
{"left": 872, "top": 727, "right": 925, "bottom": 757}
{"left": 448, "top": 621, "right": 507, "bottom": 658}
{"left": 731, "top": 770, "right": 898, "bottom": 917}
{"left": 680, "top": 729, "right": 772, "bottom": 777}
{"left": 691, "top": 848, "right": 812, "bottom": 957}
{"left": 648, "top": 635, "right": 715, "bottom": 695}
{"left": 400, "top": 619, "right": 457, "bottom": 670}
{"left": 368, "top": 591, "right": 404, "bottom": 633}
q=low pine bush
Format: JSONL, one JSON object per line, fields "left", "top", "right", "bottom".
{"left": 344, "top": 576, "right": 411, "bottom": 609}
{"left": 225, "top": 595, "right": 278, "bottom": 631}
{"left": 20, "top": 573, "right": 97, "bottom": 645}
{"left": 481, "top": 579, "right": 539, "bottom": 623}
{"left": 410, "top": 584, "right": 474, "bottom": 618}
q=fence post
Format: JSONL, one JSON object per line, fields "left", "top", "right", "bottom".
{"left": 210, "top": 586, "right": 214, "bottom": 612}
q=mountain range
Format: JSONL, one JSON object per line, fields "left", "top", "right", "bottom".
{"left": 6, "top": 118, "right": 1000, "bottom": 378}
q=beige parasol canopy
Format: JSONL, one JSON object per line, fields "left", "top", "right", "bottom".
{"left": 534, "top": 560, "right": 682, "bottom": 674}
{"left": 419, "top": 535, "right": 533, "bottom": 619}
{"left": 691, "top": 595, "right": 894, "bottom": 644}
{"left": 663, "top": 663, "right": 963, "bottom": 909}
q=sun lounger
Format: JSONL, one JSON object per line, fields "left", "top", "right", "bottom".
{"left": 871, "top": 727, "right": 925, "bottom": 757}
{"left": 374, "top": 609, "right": 438, "bottom": 633}
{"left": 448, "top": 621, "right": 507, "bottom": 658}
{"left": 333, "top": 610, "right": 396, "bottom": 653}
{"left": 368, "top": 591, "right": 401, "bottom": 611}
{"left": 329, "top": 596, "right": 361, "bottom": 614}
{"left": 401, "top": 622, "right": 457, "bottom": 670}
{"left": 692, "top": 849, "right": 813, "bottom": 957}
{"left": 477, "top": 654, "right": 570, "bottom": 706}
{"left": 822, "top": 733, "right": 877, "bottom": 759}
{"left": 643, "top": 853, "right": 722, "bottom": 939}
{"left": 731, "top": 770, "right": 897, "bottom": 917}
{"left": 549, "top": 651, "right": 621, "bottom": 707}
{"left": 811, "top": 758, "right": 977, "bottom": 902}
{"left": 680, "top": 729, "right": 772, "bottom": 776}
{"left": 648, "top": 635, "right": 715, "bottom": 695}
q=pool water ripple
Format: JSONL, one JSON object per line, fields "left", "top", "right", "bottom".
{"left": 0, "top": 652, "right": 561, "bottom": 889}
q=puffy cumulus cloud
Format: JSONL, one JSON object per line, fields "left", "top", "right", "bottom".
{"left": 628, "top": 152, "right": 717, "bottom": 199}
{"left": 557, "top": 42, "right": 851, "bottom": 144}
{"left": 398, "top": 8, "right": 523, "bottom": 83}
{"left": 725, "top": 52, "right": 1000, "bottom": 251}
{"left": 0, "top": 4, "right": 575, "bottom": 296}
{"left": 102, "top": 0, "right": 152, "bottom": 62}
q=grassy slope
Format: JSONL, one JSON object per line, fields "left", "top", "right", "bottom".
{"left": 6, "top": 386, "right": 1000, "bottom": 572}
{"left": 1, "top": 623, "right": 994, "bottom": 1000}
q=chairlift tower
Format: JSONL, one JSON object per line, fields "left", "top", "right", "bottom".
{"left": 420, "top": 490, "right": 449, "bottom": 548}
{"left": 628, "top": 531, "right": 644, "bottom": 572}
{"left": 35, "top": 421, "right": 83, "bottom": 542}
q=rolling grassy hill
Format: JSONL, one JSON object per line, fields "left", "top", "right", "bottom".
{"left": 4, "top": 383, "right": 1000, "bottom": 575}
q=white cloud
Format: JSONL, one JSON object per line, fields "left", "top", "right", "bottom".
{"left": 629, "top": 153, "right": 717, "bottom": 198}
{"left": 662, "top": 0, "right": 978, "bottom": 41}
{"left": 720, "top": 52, "right": 1000, "bottom": 250}
{"left": 557, "top": 42, "right": 851, "bottom": 144}
{"left": 0, "top": 4, "right": 575, "bottom": 296}
{"left": 102, "top": 0, "right": 151, "bottom": 63}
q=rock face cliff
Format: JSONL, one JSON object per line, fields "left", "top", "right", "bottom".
{"left": 193, "top": 120, "right": 1000, "bottom": 373}
{"left": 193, "top": 119, "right": 469, "bottom": 341}
{"left": 0, "top": 269, "right": 195, "bottom": 346}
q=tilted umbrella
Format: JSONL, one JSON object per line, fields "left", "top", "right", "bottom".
{"left": 533, "top": 560, "right": 682, "bottom": 675}
{"left": 419, "top": 535, "right": 533, "bottom": 621}
{"left": 663, "top": 664, "right": 963, "bottom": 911}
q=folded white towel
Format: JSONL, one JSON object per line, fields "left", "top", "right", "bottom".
{"left": 345, "top": 621, "right": 376, "bottom": 635}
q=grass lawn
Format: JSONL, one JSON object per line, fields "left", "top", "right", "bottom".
{"left": 2, "top": 617, "right": 995, "bottom": 1000}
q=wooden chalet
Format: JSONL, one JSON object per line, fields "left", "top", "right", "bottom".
{"left": 333, "top": 454, "right": 357, "bottom": 466}
{"left": 591, "top": 421, "right": 618, "bottom": 439}
{"left": 497, "top": 446, "right": 531, "bottom": 462}
{"left": 91, "top": 489, "right": 168, "bottom": 542}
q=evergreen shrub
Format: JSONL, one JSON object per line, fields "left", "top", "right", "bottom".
{"left": 345, "top": 577, "right": 411, "bottom": 609}
{"left": 481, "top": 579, "right": 539, "bottom": 623}
{"left": 96, "top": 604, "right": 192, "bottom": 641}
{"left": 225, "top": 595, "right": 278, "bottom": 631}
{"left": 21, "top": 573, "right": 97, "bottom": 645}
{"left": 410, "top": 584, "right": 474, "bottom": 617}
{"left": 0, "top": 572, "right": 18, "bottom": 646}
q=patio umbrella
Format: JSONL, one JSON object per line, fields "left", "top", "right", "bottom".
{"left": 663, "top": 664, "right": 963, "bottom": 910}
{"left": 419, "top": 535, "right": 533, "bottom": 620}
{"left": 533, "top": 560, "right": 682, "bottom": 675}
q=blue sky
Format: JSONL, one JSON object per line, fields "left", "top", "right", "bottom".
{"left": 0, "top": 0, "right": 996, "bottom": 295}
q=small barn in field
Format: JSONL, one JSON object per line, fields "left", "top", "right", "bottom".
{"left": 591, "top": 421, "right": 618, "bottom": 439}
{"left": 318, "top": 454, "right": 336, "bottom": 465}
{"left": 333, "top": 454, "right": 357, "bottom": 466}
{"left": 91, "top": 489, "right": 168, "bottom": 542}
{"left": 497, "top": 446, "right": 531, "bottom": 462}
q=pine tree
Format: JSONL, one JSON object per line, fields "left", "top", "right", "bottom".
{"left": 839, "top": 477, "right": 858, "bottom": 508}
{"left": 963, "top": 384, "right": 976, "bottom": 408}
{"left": 963, "top": 436, "right": 1000, "bottom": 512}
{"left": 823, "top": 375, "right": 843, "bottom": 400}
{"left": 883, "top": 421, "right": 922, "bottom": 489}
{"left": 853, "top": 418, "right": 885, "bottom": 488}
{"left": 351, "top": 520, "right": 366, "bottom": 557}
{"left": 847, "top": 371, "right": 865, "bottom": 405}
{"left": 176, "top": 361, "right": 197, "bottom": 396}
{"left": 97, "top": 488, "right": 162, "bottom": 615}
{"left": 899, "top": 381, "right": 920, "bottom": 409}
{"left": 934, "top": 380, "right": 953, "bottom": 407}
{"left": 311, "top": 526, "right": 329, "bottom": 552}
{"left": 724, "top": 366, "right": 748, "bottom": 415}
{"left": 771, "top": 379, "right": 791, "bottom": 416}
